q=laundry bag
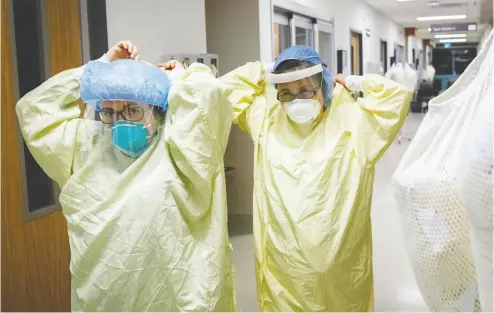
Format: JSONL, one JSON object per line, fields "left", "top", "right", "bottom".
{"left": 422, "top": 64, "right": 436, "bottom": 83}
{"left": 392, "top": 31, "right": 493, "bottom": 312}
{"left": 385, "top": 62, "right": 418, "bottom": 91}
{"left": 457, "top": 32, "right": 493, "bottom": 312}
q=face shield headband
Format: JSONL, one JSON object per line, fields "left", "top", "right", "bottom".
{"left": 266, "top": 64, "right": 324, "bottom": 84}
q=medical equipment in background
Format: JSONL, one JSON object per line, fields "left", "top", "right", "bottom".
{"left": 414, "top": 80, "right": 436, "bottom": 113}
{"left": 366, "top": 62, "right": 385, "bottom": 76}
{"left": 432, "top": 46, "right": 477, "bottom": 92}
{"left": 392, "top": 30, "right": 494, "bottom": 313}
{"left": 422, "top": 64, "right": 436, "bottom": 83}
{"left": 385, "top": 62, "right": 418, "bottom": 91}
{"left": 155, "top": 53, "right": 220, "bottom": 77}
{"left": 412, "top": 64, "right": 437, "bottom": 113}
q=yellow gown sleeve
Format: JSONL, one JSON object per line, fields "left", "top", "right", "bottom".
{"left": 349, "top": 74, "right": 412, "bottom": 165}
{"left": 16, "top": 67, "right": 85, "bottom": 187}
{"left": 218, "top": 61, "right": 268, "bottom": 139}
{"left": 165, "top": 63, "right": 233, "bottom": 222}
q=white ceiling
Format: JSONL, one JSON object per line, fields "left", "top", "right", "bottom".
{"left": 363, "top": 0, "right": 490, "bottom": 41}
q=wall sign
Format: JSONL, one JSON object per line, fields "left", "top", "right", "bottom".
{"left": 429, "top": 23, "right": 477, "bottom": 32}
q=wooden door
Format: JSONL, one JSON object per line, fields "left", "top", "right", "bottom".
{"left": 273, "top": 23, "right": 281, "bottom": 59}
{"left": 351, "top": 33, "right": 360, "bottom": 75}
{"left": 1, "top": 0, "right": 82, "bottom": 311}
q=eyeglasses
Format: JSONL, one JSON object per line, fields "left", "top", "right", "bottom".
{"left": 99, "top": 105, "right": 151, "bottom": 124}
{"left": 277, "top": 87, "right": 321, "bottom": 103}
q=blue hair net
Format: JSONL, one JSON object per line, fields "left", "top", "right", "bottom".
{"left": 273, "top": 45, "right": 333, "bottom": 108}
{"left": 80, "top": 59, "right": 170, "bottom": 111}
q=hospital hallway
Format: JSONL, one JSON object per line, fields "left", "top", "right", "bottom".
{"left": 2, "top": 0, "right": 493, "bottom": 309}
{"left": 228, "top": 113, "right": 430, "bottom": 312}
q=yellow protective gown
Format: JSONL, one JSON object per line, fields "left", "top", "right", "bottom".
{"left": 17, "top": 63, "right": 235, "bottom": 312}
{"left": 220, "top": 62, "right": 411, "bottom": 312}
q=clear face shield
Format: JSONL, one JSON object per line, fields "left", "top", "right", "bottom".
{"left": 97, "top": 100, "right": 159, "bottom": 157}
{"left": 77, "top": 100, "right": 160, "bottom": 182}
{"left": 267, "top": 64, "right": 325, "bottom": 125}
{"left": 79, "top": 59, "right": 170, "bottom": 165}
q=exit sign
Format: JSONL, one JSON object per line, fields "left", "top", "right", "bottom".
{"left": 444, "top": 43, "right": 452, "bottom": 48}
{"left": 430, "top": 23, "right": 477, "bottom": 32}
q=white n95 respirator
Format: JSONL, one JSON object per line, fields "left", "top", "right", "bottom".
{"left": 283, "top": 99, "right": 321, "bottom": 125}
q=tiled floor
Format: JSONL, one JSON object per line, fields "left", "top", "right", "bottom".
{"left": 228, "top": 113, "right": 430, "bottom": 312}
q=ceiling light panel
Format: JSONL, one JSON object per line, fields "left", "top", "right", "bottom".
{"left": 439, "top": 38, "right": 467, "bottom": 43}
{"left": 417, "top": 15, "right": 467, "bottom": 21}
{"left": 434, "top": 34, "right": 467, "bottom": 38}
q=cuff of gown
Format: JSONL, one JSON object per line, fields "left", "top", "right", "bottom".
{"left": 345, "top": 75, "right": 364, "bottom": 91}
{"left": 264, "top": 62, "right": 275, "bottom": 73}
{"left": 97, "top": 54, "right": 110, "bottom": 63}
{"left": 166, "top": 67, "right": 185, "bottom": 83}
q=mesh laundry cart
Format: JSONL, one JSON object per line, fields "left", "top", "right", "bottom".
{"left": 392, "top": 31, "right": 493, "bottom": 312}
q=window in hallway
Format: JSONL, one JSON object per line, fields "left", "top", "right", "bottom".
{"left": 12, "top": 0, "right": 59, "bottom": 215}
{"left": 273, "top": 11, "right": 290, "bottom": 59}
{"left": 294, "top": 15, "right": 313, "bottom": 47}
{"left": 272, "top": 7, "right": 334, "bottom": 69}
{"left": 318, "top": 20, "right": 334, "bottom": 72}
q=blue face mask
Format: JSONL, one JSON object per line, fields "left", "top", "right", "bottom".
{"left": 109, "top": 120, "right": 152, "bottom": 158}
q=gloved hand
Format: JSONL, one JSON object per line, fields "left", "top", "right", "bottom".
{"left": 158, "top": 60, "right": 185, "bottom": 82}
{"left": 105, "top": 40, "right": 140, "bottom": 62}
{"left": 334, "top": 74, "right": 363, "bottom": 91}
{"left": 158, "top": 60, "right": 184, "bottom": 71}
{"left": 333, "top": 73, "right": 347, "bottom": 87}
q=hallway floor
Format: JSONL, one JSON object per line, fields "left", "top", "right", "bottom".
{"left": 228, "top": 113, "right": 430, "bottom": 312}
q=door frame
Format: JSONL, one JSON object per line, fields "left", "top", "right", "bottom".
{"left": 394, "top": 43, "right": 405, "bottom": 64}
{"left": 9, "top": 0, "right": 62, "bottom": 222}
{"left": 316, "top": 19, "right": 335, "bottom": 73}
{"left": 380, "top": 39, "right": 388, "bottom": 73}
{"left": 272, "top": 9, "right": 291, "bottom": 60}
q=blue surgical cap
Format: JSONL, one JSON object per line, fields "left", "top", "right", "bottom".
{"left": 273, "top": 45, "right": 333, "bottom": 108}
{"left": 80, "top": 59, "right": 170, "bottom": 111}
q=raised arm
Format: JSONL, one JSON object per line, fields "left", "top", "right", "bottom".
{"left": 16, "top": 67, "right": 85, "bottom": 187}
{"left": 166, "top": 63, "right": 233, "bottom": 157}
{"left": 218, "top": 61, "right": 268, "bottom": 138}
{"left": 340, "top": 74, "right": 412, "bottom": 165}
{"left": 164, "top": 63, "right": 233, "bottom": 222}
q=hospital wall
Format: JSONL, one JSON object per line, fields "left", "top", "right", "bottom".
{"left": 206, "top": 0, "right": 266, "bottom": 215}
{"left": 291, "top": 0, "right": 405, "bottom": 74}
{"left": 105, "top": 0, "right": 208, "bottom": 63}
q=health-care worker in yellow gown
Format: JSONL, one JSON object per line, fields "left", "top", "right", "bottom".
{"left": 16, "top": 41, "right": 235, "bottom": 312}
{"left": 219, "top": 45, "right": 412, "bottom": 312}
